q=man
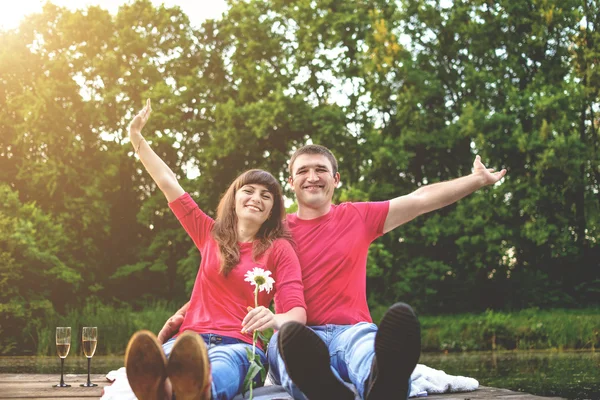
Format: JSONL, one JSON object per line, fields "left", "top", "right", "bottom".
{"left": 158, "top": 145, "right": 506, "bottom": 400}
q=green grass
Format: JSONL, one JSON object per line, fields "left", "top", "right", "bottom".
{"left": 417, "top": 308, "right": 600, "bottom": 352}
{"left": 36, "top": 300, "right": 175, "bottom": 356}
{"left": 32, "top": 304, "right": 600, "bottom": 355}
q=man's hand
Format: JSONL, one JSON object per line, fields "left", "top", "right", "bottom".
{"left": 473, "top": 155, "right": 507, "bottom": 186}
{"left": 241, "top": 306, "right": 276, "bottom": 333}
{"left": 157, "top": 313, "right": 184, "bottom": 344}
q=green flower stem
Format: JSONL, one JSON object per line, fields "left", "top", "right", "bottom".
{"left": 249, "top": 286, "right": 259, "bottom": 399}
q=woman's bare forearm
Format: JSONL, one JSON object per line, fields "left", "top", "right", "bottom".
{"left": 130, "top": 131, "right": 184, "bottom": 202}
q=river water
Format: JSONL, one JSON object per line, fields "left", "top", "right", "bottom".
{"left": 420, "top": 351, "right": 599, "bottom": 399}
{"left": 0, "top": 351, "right": 597, "bottom": 399}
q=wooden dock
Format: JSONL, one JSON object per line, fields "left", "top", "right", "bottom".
{"left": 0, "top": 374, "right": 566, "bottom": 399}
{"left": 0, "top": 374, "right": 109, "bottom": 399}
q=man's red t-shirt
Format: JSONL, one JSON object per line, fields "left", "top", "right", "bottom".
{"left": 169, "top": 193, "right": 306, "bottom": 348}
{"left": 287, "top": 201, "right": 389, "bottom": 326}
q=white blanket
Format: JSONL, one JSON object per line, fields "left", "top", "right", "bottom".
{"left": 409, "top": 364, "right": 479, "bottom": 397}
{"left": 101, "top": 363, "right": 478, "bottom": 399}
{"left": 102, "top": 368, "right": 135, "bottom": 400}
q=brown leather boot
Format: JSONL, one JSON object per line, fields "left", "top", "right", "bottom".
{"left": 125, "top": 330, "right": 167, "bottom": 400}
{"left": 167, "top": 331, "right": 211, "bottom": 400}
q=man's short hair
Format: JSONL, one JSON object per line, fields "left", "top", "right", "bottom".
{"left": 289, "top": 144, "right": 338, "bottom": 176}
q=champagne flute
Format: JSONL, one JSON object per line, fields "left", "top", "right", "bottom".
{"left": 54, "top": 327, "right": 71, "bottom": 387}
{"left": 80, "top": 327, "right": 98, "bottom": 387}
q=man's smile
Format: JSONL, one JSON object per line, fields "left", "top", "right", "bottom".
{"left": 302, "top": 184, "right": 324, "bottom": 191}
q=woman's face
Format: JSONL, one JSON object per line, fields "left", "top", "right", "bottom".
{"left": 234, "top": 183, "right": 275, "bottom": 227}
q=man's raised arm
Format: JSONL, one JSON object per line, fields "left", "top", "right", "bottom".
{"left": 383, "top": 155, "right": 506, "bottom": 233}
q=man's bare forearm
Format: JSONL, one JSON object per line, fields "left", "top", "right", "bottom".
{"left": 157, "top": 301, "right": 190, "bottom": 343}
{"left": 174, "top": 301, "right": 190, "bottom": 317}
{"left": 384, "top": 156, "right": 506, "bottom": 233}
{"left": 411, "top": 173, "right": 486, "bottom": 215}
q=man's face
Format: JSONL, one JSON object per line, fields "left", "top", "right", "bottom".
{"left": 289, "top": 153, "right": 340, "bottom": 209}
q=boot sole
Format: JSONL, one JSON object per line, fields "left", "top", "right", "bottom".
{"left": 367, "top": 303, "right": 421, "bottom": 399}
{"left": 167, "top": 331, "right": 211, "bottom": 400}
{"left": 125, "top": 330, "right": 167, "bottom": 400}
{"left": 278, "top": 322, "right": 354, "bottom": 400}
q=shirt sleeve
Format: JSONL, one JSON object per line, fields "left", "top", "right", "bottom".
{"left": 168, "top": 193, "right": 214, "bottom": 250}
{"left": 270, "top": 239, "right": 306, "bottom": 314}
{"left": 351, "top": 201, "right": 390, "bottom": 242}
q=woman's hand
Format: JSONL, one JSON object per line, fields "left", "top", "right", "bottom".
{"left": 129, "top": 99, "right": 152, "bottom": 139}
{"left": 125, "top": 98, "right": 185, "bottom": 201}
{"left": 241, "top": 306, "right": 277, "bottom": 333}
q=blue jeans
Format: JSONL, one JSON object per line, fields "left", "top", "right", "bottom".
{"left": 163, "top": 333, "right": 267, "bottom": 400}
{"left": 268, "top": 323, "right": 377, "bottom": 399}
{"left": 268, "top": 323, "right": 413, "bottom": 399}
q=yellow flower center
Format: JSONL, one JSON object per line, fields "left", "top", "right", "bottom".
{"left": 254, "top": 276, "right": 266, "bottom": 286}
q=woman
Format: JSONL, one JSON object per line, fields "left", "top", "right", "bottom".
{"left": 124, "top": 99, "right": 306, "bottom": 400}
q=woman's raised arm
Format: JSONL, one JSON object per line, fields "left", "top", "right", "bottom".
{"left": 128, "top": 99, "right": 185, "bottom": 202}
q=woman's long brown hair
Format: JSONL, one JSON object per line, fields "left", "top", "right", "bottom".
{"left": 212, "top": 169, "right": 292, "bottom": 276}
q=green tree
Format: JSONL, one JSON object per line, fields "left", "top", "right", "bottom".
{"left": 0, "top": 185, "right": 80, "bottom": 353}
{"left": 355, "top": 0, "right": 599, "bottom": 311}
{"left": 1, "top": 0, "right": 599, "bottom": 354}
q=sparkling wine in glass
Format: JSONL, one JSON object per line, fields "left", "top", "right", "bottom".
{"left": 80, "top": 327, "right": 98, "bottom": 387}
{"left": 54, "top": 327, "right": 71, "bottom": 387}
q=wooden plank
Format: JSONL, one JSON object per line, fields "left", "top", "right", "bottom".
{"left": 426, "top": 386, "right": 565, "bottom": 399}
{"left": 0, "top": 375, "right": 566, "bottom": 399}
{"left": 0, "top": 374, "right": 106, "bottom": 383}
{"left": 0, "top": 374, "right": 108, "bottom": 399}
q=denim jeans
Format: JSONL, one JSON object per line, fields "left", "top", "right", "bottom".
{"left": 268, "top": 323, "right": 377, "bottom": 399}
{"left": 164, "top": 333, "right": 267, "bottom": 400}
{"left": 268, "top": 323, "right": 413, "bottom": 399}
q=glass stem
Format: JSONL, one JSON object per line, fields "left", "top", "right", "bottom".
{"left": 60, "top": 358, "right": 65, "bottom": 385}
{"left": 87, "top": 357, "right": 91, "bottom": 385}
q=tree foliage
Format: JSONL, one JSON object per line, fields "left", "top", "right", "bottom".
{"left": 0, "top": 0, "right": 598, "bottom": 354}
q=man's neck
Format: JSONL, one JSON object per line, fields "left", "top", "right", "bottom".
{"left": 296, "top": 203, "right": 332, "bottom": 220}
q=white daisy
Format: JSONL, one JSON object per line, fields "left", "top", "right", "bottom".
{"left": 244, "top": 267, "right": 275, "bottom": 294}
